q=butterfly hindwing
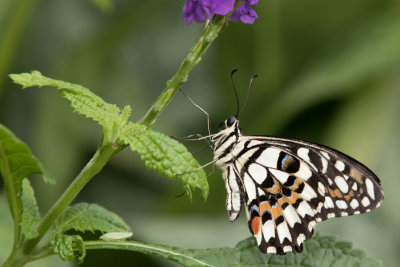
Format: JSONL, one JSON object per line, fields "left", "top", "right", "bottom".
{"left": 236, "top": 141, "right": 322, "bottom": 254}
{"left": 224, "top": 165, "right": 243, "bottom": 221}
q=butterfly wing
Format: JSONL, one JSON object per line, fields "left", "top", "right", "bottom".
{"left": 233, "top": 136, "right": 383, "bottom": 254}
{"left": 223, "top": 165, "right": 243, "bottom": 221}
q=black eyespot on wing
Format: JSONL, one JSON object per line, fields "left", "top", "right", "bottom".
{"left": 226, "top": 116, "right": 237, "bottom": 127}
{"left": 277, "top": 152, "right": 300, "bottom": 173}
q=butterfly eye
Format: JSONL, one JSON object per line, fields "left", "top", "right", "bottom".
{"left": 226, "top": 116, "right": 237, "bottom": 127}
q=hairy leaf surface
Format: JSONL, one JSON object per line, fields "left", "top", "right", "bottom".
{"left": 120, "top": 123, "right": 208, "bottom": 200}
{"left": 10, "top": 71, "right": 131, "bottom": 142}
{"left": 54, "top": 203, "right": 130, "bottom": 234}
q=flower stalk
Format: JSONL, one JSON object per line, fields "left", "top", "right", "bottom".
{"left": 139, "top": 15, "right": 229, "bottom": 127}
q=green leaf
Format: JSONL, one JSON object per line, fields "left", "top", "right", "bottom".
{"left": 84, "top": 234, "right": 381, "bottom": 267}
{"left": 0, "top": 124, "right": 48, "bottom": 225}
{"left": 50, "top": 233, "right": 86, "bottom": 263}
{"left": 9, "top": 71, "right": 208, "bottom": 200}
{"left": 20, "top": 178, "right": 41, "bottom": 239}
{"left": 9, "top": 71, "right": 131, "bottom": 142}
{"left": 119, "top": 122, "right": 209, "bottom": 200}
{"left": 54, "top": 202, "right": 130, "bottom": 234}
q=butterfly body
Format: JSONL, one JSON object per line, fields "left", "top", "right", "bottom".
{"left": 212, "top": 116, "right": 384, "bottom": 255}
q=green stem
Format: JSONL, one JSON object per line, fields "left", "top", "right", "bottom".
{"left": 139, "top": 15, "right": 229, "bottom": 127}
{"left": 22, "top": 138, "right": 122, "bottom": 254}
{"left": 2, "top": 249, "right": 28, "bottom": 267}
{"left": 29, "top": 244, "right": 54, "bottom": 262}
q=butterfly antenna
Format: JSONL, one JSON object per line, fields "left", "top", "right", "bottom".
{"left": 179, "top": 88, "right": 212, "bottom": 137}
{"left": 231, "top": 69, "right": 240, "bottom": 117}
{"left": 238, "top": 74, "right": 258, "bottom": 117}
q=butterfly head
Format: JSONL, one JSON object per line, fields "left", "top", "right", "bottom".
{"left": 212, "top": 116, "right": 241, "bottom": 144}
{"left": 212, "top": 116, "right": 241, "bottom": 163}
{"left": 219, "top": 115, "right": 241, "bottom": 133}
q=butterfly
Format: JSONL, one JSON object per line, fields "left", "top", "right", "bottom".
{"left": 182, "top": 70, "right": 384, "bottom": 255}
{"left": 211, "top": 115, "right": 384, "bottom": 254}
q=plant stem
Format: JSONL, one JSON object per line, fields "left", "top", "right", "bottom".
{"left": 22, "top": 138, "right": 122, "bottom": 255}
{"left": 29, "top": 244, "right": 54, "bottom": 262}
{"left": 139, "top": 15, "right": 229, "bottom": 127}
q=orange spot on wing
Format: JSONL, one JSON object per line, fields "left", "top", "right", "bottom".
{"left": 251, "top": 216, "right": 261, "bottom": 235}
{"left": 278, "top": 198, "right": 285, "bottom": 206}
{"left": 344, "top": 190, "right": 354, "bottom": 201}
{"left": 266, "top": 178, "right": 281, "bottom": 194}
{"left": 286, "top": 192, "right": 301, "bottom": 205}
{"left": 271, "top": 204, "right": 283, "bottom": 219}
{"left": 259, "top": 202, "right": 271, "bottom": 216}
{"left": 329, "top": 188, "right": 343, "bottom": 198}
{"left": 289, "top": 178, "right": 302, "bottom": 191}
{"left": 350, "top": 168, "right": 364, "bottom": 184}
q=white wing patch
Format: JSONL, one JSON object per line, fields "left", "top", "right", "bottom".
{"left": 365, "top": 178, "right": 375, "bottom": 200}
{"left": 335, "top": 176, "right": 349, "bottom": 193}
{"left": 269, "top": 169, "right": 290, "bottom": 185}
{"left": 282, "top": 205, "right": 301, "bottom": 228}
{"left": 277, "top": 222, "right": 292, "bottom": 243}
{"left": 256, "top": 148, "right": 281, "bottom": 168}
{"left": 248, "top": 163, "right": 267, "bottom": 184}
{"left": 297, "top": 147, "right": 318, "bottom": 172}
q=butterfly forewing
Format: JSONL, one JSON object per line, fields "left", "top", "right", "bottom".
{"left": 262, "top": 137, "right": 384, "bottom": 217}
{"left": 212, "top": 119, "right": 384, "bottom": 255}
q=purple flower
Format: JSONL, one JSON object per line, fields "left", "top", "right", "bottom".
{"left": 230, "top": 0, "right": 259, "bottom": 24}
{"left": 206, "top": 0, "right": 235, "bottom": 15}
{"left": 182, "top": 0, "right": 235, "bottom": 25}
{"left": 182, "top": 0, "right": 211, "bottom": 25}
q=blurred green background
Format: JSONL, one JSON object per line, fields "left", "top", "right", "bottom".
{"left": 1, "top": 0, "right": 399, "bottom": 266}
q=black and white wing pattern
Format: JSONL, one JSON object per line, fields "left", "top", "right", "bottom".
{"left": 212, "top": 116, "right": 384, "bottom": 255}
